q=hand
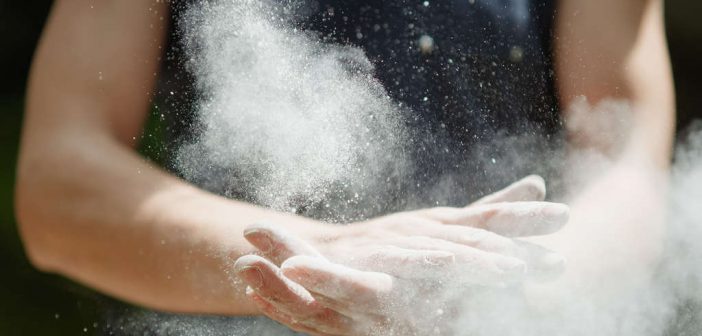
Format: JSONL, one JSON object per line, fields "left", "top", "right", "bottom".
{"left": 245, "top": 175, "right": 567, "bottom": 277}
{"left": 235, "top": 176, "right": 569, "bottom": 335}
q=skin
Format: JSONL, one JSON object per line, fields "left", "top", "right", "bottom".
{"left": 526, "top": 0, "right": 674, "bottom": 304}
{"left": 238, "top": 179, "right": 569, "bottom": 335}
{"left": 238, "top": 0, "right": 675, "bottom": 334}
{"left": 15, "top": 0, "right": 674, "bottom": 334}
{"left": 16, "top": 0, "right": 568, "bottom": 317}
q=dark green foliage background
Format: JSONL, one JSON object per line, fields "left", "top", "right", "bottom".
{"left": 0, "top": 1, "right": 700, "bottom": 334}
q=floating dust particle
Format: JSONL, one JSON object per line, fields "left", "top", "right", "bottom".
{"left": 418, "top": 34, "right": 435, "bottom": 55}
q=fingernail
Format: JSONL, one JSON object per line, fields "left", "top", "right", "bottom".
{"left": 246, "top": 230, "right": 274, "bottom": 253}
{"left": 238, "top": 266, "right": 264, "bottom": 288}
{"left": 542, "top": 204, "right": 570, "bottom": 230}
{"left": 524, "top": 175, "right": 546, "bottom": 198}
{"left": 544, "top": 204, "right": 570, "bottom": 220}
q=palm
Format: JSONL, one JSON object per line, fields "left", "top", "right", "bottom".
{"left": 236, "top": 176, "right": 569, "bottom": 335}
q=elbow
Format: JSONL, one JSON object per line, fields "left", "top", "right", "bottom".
{"left": 15, "top": 197, "right": 54, "bottom": 272}
{"left": 14, "top": 159, "right": 61, "bottom": 273}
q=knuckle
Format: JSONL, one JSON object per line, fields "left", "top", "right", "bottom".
{"left": 248, "top": 259, "right": 272, "bottom": 271}
{"left": 477, "top": 206, "right": 500, "bottom": 222}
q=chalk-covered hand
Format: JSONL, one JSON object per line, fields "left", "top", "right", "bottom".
{"left": 244, "top": 175, "right": 567, "bottom": 276}
{"left": 235, "top": 176, "right": 569, "bottom": 335}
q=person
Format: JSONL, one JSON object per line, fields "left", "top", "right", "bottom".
{"left": 15, "top": 0, "right": 673, "bottom": 335}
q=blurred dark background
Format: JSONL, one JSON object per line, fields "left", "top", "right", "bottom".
{"left": 1, "top": 1, "right": 701, "bottom": 334}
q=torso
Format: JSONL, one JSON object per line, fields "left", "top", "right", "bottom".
{"left": 162, "top": 0, "right": 563, "bottom": 218}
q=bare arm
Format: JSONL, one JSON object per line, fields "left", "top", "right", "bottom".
{"left": 529, "top": 0, "right": 674, "bottom": 299}
{"left": 16, "top": 1, "right": 566, "bottom": 319}
{"left": 15, "top": 0, "right": 327, "bottom": 315}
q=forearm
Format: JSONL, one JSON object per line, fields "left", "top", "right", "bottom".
{"left": 16, "top": 129, "right": 329, "bottom": 315}
{"left": 518, "top": 144, "right": 668, "bottom": 321}
{"left": 17, "top": 0, "right": 335, "bottom": 315}
{"left": 530, "top": 148, "right": 667, "bottom": 284}
{"left": 535, "top": 0, "right": 674, "bottom": 298}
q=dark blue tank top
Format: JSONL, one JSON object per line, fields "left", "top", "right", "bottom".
{"left": 159, "top": 0, "right": 563, "bottom": 221}
{"left": 291, "top": 0, "right": 564, "bottom": 215}
{"left": 107, "top": 1, "right": 563, "bottom": 334}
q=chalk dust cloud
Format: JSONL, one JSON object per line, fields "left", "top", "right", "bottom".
{"left": 114, "top": 0, "right": 702, "bottom": 334}
{"left": 176, "top": 0, "right": 414, "bottom": 223}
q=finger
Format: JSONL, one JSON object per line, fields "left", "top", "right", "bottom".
{"left": 383, "top": 236, "right": 527, "bottom": 285}
{"left": 427, "top": 202, "right": 570, "bottom": 237}
{"left": 351, "top": 246, "right": 455, "bottom": 279}
{"left": 422, "top": 226, "right": 566, "bottom": 279}
{"left": 248, "top": 288, "right": 353, "bottom": 335}
{"left": 309, "top": 292, "right": 389, "bottom": 333}
{"left": 244, "top": 221, "right": 325, "bottom": 265}
{"left": 236, "top": 255, "right": 357, "bottom": 333}
{"left": 308, "top": 291, "right": 355, "bottom": 316}
{"left": 248, "top": 291, "right": 340, "bottom": 336}
{"left": 234, "top": 255, "right": 317, "bottom": 313}
{"left": 471, "top": 175, "right": 546, "bottom": 206}
{"left": 513, "top": 240, "right": 566, "bottom": 281}
{"left": 425, "top": 224, "right": 519, "bottom": 254}
{"left": 281, "top": 256, "right": 394, "bottom": 311}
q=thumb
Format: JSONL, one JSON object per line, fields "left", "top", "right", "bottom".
{"left": 470, "top": 175, "right": 546, "bottom": 206}
{"left": 244, "top": 221, "right": 325, "bottom": 265}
